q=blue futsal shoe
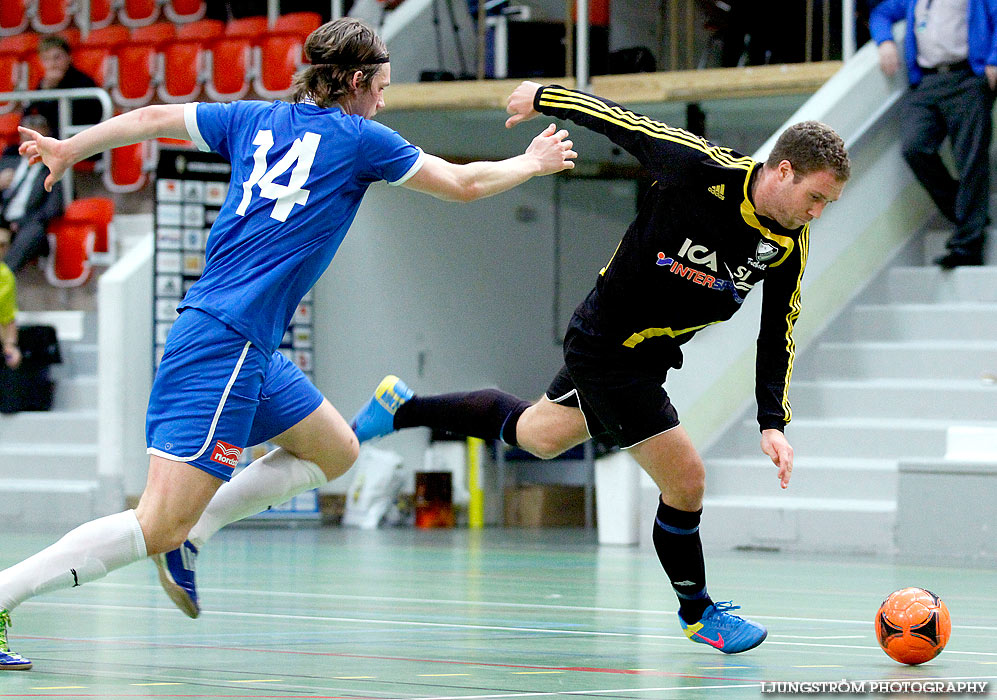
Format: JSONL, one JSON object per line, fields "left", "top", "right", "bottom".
{"left": 0, "top": 609, "right": 31, "bottom": 670}
{"left": 154, "top": 540, "right": 200, "bottom": 619}
{"left": 679, "top": 601, "right": 767, "bottom": 654}
{"left": 350, "top": 375, "right": 413, "bottom": 443}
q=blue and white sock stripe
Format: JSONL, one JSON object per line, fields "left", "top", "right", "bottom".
{"left": 654, "top": 517, "right": 700, "bottom": 535}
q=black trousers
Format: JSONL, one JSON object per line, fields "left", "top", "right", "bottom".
{"left": 900, "top": 69, "right": 995, "bottom": 257}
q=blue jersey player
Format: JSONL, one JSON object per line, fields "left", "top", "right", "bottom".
{"left": 0, "top": 18, "right": 576, "bottom": 670}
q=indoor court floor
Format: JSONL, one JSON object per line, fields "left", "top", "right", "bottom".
{"left": 1, "top": 526, "right": 994, "bottom": 699}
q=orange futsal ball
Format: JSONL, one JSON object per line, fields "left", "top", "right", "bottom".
{"left": 875, "top": 587, "right": 951, "bottom": 665}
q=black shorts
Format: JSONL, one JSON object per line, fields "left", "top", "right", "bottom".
{"left": 545, "top": 319, "right": 680, "bottom": 449}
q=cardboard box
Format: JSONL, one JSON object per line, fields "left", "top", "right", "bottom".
{"left": 504, "top": 484, "right": 586, "bottom": 527}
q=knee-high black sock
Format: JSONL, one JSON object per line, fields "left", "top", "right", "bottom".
{"left": 652, "top": 499, "right": 713, "bottom": 624}
{"left": 394, "top": 389, "right": 530, "bottom": 446}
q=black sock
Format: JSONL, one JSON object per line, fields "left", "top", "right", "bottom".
{"left": 394, "top": 389, "right": 530, "bottom": 445}
{"left": 652, "top": 499, "right": 713, "bottom": 624}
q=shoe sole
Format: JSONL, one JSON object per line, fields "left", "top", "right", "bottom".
{"left": 154, "top": 555, "right": 200, "bottom": 619}
{"left": 0, "top": 661, "right": 32, "bottom": 670}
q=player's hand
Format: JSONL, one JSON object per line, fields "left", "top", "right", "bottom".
{"left": 877, "top": 41, "right": 900, "bottom": 78}
{"left": 0, "top": 168, "right": 13, "bottom": 191}
{"left": 760, "top": 428, "right": 793, "bottom": 489}
{"left": 506, "top": 80, "right": 543, "bottom": 128}
{"left": 526, "top": 123, "right": 576, "bottom": 175}
{"left": 986, "top": 65, "right": 997, "bottom": 91}
{"left": 17, "top": 126, "right": 69, "bottom": 192}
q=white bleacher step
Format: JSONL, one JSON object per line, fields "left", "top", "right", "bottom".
{"left": 0, "top": 410, "right": 99, "bottom": 445}
{"left": 0, "top": 478, "right": 101, "bottom": 527}
{"left": 790, "top": 379, "right": 997, "bottom": 421}
{"left": 804, "top": 340, "right": 997, "bottom": 381}
{"left": 51, "top": 343, "right": 98, "bottom": 379}
{"left": 846, "top": 303, "right": 997, "bottom": 341}
{"left": 887, "top": 266, "right": 997, "bottom": 304}
{"left": 52, "top": 376, "right": 100, "bottom": 411}
{"left": 716, "top": 417, "right": 950, "bottom": 459}
{"left": 920, "top": 228, "right": 997, "bottom": 267}
{"left": 704, "top": 457, "right": 897, "bottom": 500}
{"left": 0, "top": 443, "right": 98, "bottom": 480}
{"left": 699, "top": 494, "right": 895, "bottom": 555}
{"left": 0, "top": 410, "right": 98, "bottom": 447}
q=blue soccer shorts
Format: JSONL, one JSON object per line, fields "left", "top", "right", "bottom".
{"left": 146, "top": 309, "right": 323, "bottom": 481}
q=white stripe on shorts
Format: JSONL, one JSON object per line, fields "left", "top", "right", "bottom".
{"left": 147, "top": 341, "right": 252, "bottom": 462}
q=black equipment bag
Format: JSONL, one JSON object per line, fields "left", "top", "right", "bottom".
{"left": 0, "top": 324, "right": 61, "bottom": 414}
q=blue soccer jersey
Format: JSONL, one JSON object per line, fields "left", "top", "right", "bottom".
{"left": 179, "top": 100, "right": 424, "bottom": 354}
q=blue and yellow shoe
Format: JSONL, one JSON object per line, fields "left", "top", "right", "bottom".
{"left": 679, "top": 601, "right": 767, "bottom": 654}
{"left": 350, "top": 375, "right": 413, "bottom": 443}
{"left": 154, "top": 540, "right": 200, "bottom": 619}
{"left": 0, "top": 609, "right": 31, "bottom": 670}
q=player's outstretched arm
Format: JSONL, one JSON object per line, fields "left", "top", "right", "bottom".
{"left": 402, "top": 123, "right": 576, "bottom": 202}
{"left": 760, "top": 429, "right": 794, "bottom": 489}
{"left": 19, "top": 104, "right": 189, "bottom": 192}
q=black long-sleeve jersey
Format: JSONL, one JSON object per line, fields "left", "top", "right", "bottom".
{"left": 535, "top": 86, "right": 808, "bottom": 432}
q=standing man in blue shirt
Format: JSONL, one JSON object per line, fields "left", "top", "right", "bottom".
{"left": 0, "top": 17, "right": 576, "bottom": 670}
{"left": 870, "top": 0, "right": 997, "bottom": 268}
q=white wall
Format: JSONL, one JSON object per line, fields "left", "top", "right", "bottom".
{"left": 98, "top": 234, "right": 154, "bottom": 501}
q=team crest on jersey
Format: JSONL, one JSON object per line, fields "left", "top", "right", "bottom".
{"left": 210, "top": 441, "right": 242, "bottom": 471}
{"left": 756, "top": 240, "right": 779, "bottom": 262}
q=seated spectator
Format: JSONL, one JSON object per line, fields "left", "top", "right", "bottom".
{"left": 1, "top": 114, "right": 64, "bottom": 273}
{"left": 0, "top": 226, "right": 20, "bottom": 371}
{"left": 23, "top": 36, "right": 102, "bottom": 138}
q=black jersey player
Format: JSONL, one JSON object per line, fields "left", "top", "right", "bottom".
{"left": 352, "top": 81, "right": 849, "bottom": 655}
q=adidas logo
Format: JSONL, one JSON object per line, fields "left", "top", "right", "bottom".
{"left": 708, "top": 184, "right": 725, "bottom": 200}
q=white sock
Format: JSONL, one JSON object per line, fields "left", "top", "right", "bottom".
{"left": 0, "top": 510, "right": 147, "bottom": 612}
{"left": 187, "top": 448, "right": 327, "bottom": 548}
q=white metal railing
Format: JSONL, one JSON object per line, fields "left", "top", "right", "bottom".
{"left": 0, "top": 87, "right": 112, "bottom": 203}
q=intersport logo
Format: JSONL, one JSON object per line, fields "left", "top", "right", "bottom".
{"left": 210, "top": 441, "right": 242, "bottom": 469}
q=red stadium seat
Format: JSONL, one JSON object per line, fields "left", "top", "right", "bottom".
{"left": 82, "top": 24, "right": 131, "bottom": 48}
{"left": 111, "top": 42, "right": 157, "bottom": 107}
{"left": 87, "top": 0, "right": 116, "bottom": 30}
{"left": 58, "top": 27, "right": 82, "bottom": 47}
{"left": 0, "top": 112, "right": 20, "bottom": 148}
{"left": 45, "top": 220, "right": 96, "bottom": 288}
{"left": 164, "top": 0, "right": 207, "bottom": 24}
{"left": 63, "top": 197, "right": 115, "bottom": 258}
{"left": 272, "top": 12, "right": 321, "bottom": 41}
{"left": 120, "top": 0, "right": 161, "bottom": 27}
{"left": 0, "top": 54, "right": 24, "bottom": 113}
{"left": 253, "top": 34, "right": 302, "bottom": 100}
{"left": 224, "top": 16, "right": 268, "bottom": 41}
{"left": 102, "top": 140, "right": 148, "bottom": 193}
{"left": 0, "top": 33, "right": 40, "bottom": 56}
{"left": 205, "top": 37, "right": 251, "bottom": 101}
{"left": 33, "top": 0, "right": 74, "bottom": 33}
{"left": 73, "top": 46, "right": 111, "bottom": 85}
{"left": 156, "top": 39, "right": 202, "bottom": 102}
{"left": 0, "top": 0, "right": 30, "bottom": 37}
{"left": 175, "top": 18, "right": 224, "bottom": 42}
{"left": 130, "top": 21, "right": 175, "bottom": 45}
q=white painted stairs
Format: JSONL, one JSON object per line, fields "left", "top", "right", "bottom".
{"left": 700, "top": 229, "right": 997, "bottom": 555}
{"left": 0, "top": 312, "right": 103, "bottom": 527}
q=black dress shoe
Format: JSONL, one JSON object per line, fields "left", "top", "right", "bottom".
{"left": 934, "top": 252, "right": 983, "bottom": 269}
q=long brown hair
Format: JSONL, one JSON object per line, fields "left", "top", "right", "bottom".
{"left": 291, "top": 18, "right": 389, "bottom": 108}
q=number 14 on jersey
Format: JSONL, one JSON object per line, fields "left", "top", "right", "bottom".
{"left": 237, "top": 130, "right": 322, "bottom": 222}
